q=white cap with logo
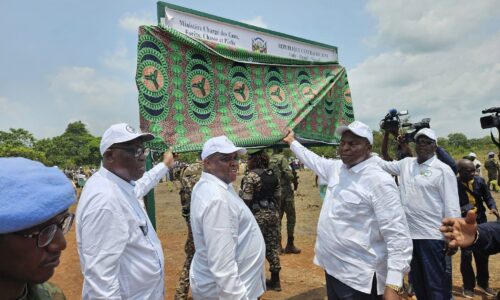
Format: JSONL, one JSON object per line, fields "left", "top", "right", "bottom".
{"left": 336, "top": 121, "right": 373, "bottom": 145}
{"left": 99, "top": 123, "right": 154, "bottom": 156}
{"left": 414, "top": 128, "right": 437, "bottom": 142}
{"left": 201, "top": 135, "right": 247, "bottom": 160}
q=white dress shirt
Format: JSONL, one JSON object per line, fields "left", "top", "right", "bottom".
{"left": 190, "top": 172, "right": 266, "bottom": 300}
{"left": 290, "top": 141, "right": 412, "bottom": 294}
{"left": 376, "top": 155, "right": 461, "bottom": 239}
{"left": 76, "top": 163, "right": 168, "bottom": 300}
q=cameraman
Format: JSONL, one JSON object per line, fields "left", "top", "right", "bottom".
{"left": 377, "top": 128, "right": 461, "bottom": 300}
{"left": 381, "top": 127, "right": 457, "bottom": 174}
{"left": 381, "top": 129, "right": 413, "bottom": 161}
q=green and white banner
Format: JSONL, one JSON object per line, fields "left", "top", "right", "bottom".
{"left": 136, "top": 25, "right": 354, "bottom": 152}
{"left": 158, "top": 2, "right": 338, "bottom": 63}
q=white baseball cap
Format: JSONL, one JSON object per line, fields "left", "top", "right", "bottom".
{"left": 100, "top": 123, "right": 154, "bottom": 156}
{"left": 201, "top": 135, "right": 247, "bottom": 160}
{"left": 414, "top": 128, "right": 437, "bottom": 142}
{"left": 336, "top": 121, "right": 373, "bottom": 145}
{"left": 468, "top": 152, "right": 477, "bottom": 158}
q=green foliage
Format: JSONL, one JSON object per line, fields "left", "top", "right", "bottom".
{"left": 438, "top": 133, "right": 498, "bottom": 162}
{"left": 309, "top": 145, "right": 338, "bottom": 158}
{"left": 174, "top": 151, "right": 200, "bottom": 164}
{"left": 0, "top": 128, "right": 36, "bottom": 148}
{"left": 378, "top": 130, "right": 499, "bottom": 162}
{"left": 44, "top": 121, "right": 101, "bottom": 168}
{"left": 2, "top": 120, "right": 498, "bottom": 170}
{"left": 0, "top": 144, "right": 47, "bottom": 162}
{"left": 1, "top": 121, "right": 101, "bottom": 168}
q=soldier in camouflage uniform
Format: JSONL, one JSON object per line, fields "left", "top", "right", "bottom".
{"left": 270, "top": 147, "right": 301, "bottom": 254}
{"left": 240, "top": 150, "right": 282, "bottom": 291}
{"left": 24, "top": 282, "right": 67, "bottom": 300}
{"left": 174, "top": 160, "right": 202, "bottom": 300}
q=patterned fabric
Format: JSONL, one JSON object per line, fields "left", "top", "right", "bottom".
{"left": 136, "top": 26, "right": 354, "bottom": 152}
{"left": 23, "top": 282, "right": 66, "bottom": 300}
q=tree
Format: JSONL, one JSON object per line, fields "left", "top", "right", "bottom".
{"left": 0, "top": 128, "right": 36, "bottom": 147}
{"left": 34, "top": 121, "right": 100, "bottom": 168}
{"left": 448, "top": 133, "right": 468, "bottom": 148}
{"left": 0, "top": 144, "right": 47, "bottom": 162}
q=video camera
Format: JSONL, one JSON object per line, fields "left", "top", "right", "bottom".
{"left": 379, "top": 109, "right": 408, "bottom": 131}
{"left": 401, "top": 118, "right": 431, "bottom": 142}
{"left": 480, "top": 107, "right": 500, "bottom": 129}
{"left": 481, "top": 107, "right": 500, "bottom": 149}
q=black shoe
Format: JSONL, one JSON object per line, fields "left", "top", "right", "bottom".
{"left": 462, "top": 289, "right": 474, "bottom": 299}
{"left": 478, "top": 285, "right": 496, "bottom": 297}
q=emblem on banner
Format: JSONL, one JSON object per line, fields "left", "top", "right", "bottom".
{"left": 252, "top": 37, "right": 267, "bottom": 54}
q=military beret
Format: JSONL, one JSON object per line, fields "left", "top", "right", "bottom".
{"left": 0, "top": 157, "right": 76, "bottom": 234}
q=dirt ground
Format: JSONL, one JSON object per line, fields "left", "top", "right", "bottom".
{"left": 53, "top": 169, "right": 499, "bottom": 300}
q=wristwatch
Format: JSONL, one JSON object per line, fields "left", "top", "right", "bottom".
{"left": 386, "top": 284, "right": 404, "bottom": 295}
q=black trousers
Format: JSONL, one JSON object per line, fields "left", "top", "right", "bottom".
{"left": 460, "top": 247, "right": 490, "bottom": 290}
{"left": 325, "top": 272, "right": 382, "bottom": 300}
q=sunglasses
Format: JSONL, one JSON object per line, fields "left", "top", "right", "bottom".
{"left": 415, "top": 139, "right": 435, "bottom": 146}
{"left": 14, "top": 213, "right": 75, "bottom": 248}
{"left": 110, "top": 146, "right": 150, "bottom": 158}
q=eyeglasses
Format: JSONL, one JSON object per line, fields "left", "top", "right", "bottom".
{"left": 415, "top": 139, "right": 435, "bottom": 146}
{"left": 110, "top": 146, "right": 150, "bottom": 158}
{"left": 15, "top": 213, "right": 75, "bottom": 248}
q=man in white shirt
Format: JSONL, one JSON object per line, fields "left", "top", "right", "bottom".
{"left": 284, "top": 121, "right": 412, "bottom": 300}
{"left": 376, "top": 128, "right": 460, "bottom": 300}
{"left": 76, "top": 123, "right": 174, "bottom": 300}
{"left": 189, "top": 135, "right": 266, "bottom": 300}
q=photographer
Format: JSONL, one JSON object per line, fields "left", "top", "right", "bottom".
{"left": 377, "top": 128, "right": 461, "bottom": 300}
{"left": 381, "top": 115, "right": 457, "bottom": 173}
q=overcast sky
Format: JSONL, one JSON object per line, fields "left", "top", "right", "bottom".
{"left": 0, "top": 0, "right": 499, "bottom": 139}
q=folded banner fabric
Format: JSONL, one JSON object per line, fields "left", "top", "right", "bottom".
{"left": 136, "top": 26, "right": 354, "bottom": 152}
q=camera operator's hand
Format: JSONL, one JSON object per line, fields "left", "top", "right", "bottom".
{"left": 381, "top": 130, "right": 393, "bottom": 161}
{"left": 383, "top": 127, "right": 399, "bottom": 138}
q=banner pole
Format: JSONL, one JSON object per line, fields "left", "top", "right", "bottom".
{"left": 145, "top": 152, "right": 157, "bottom": 229}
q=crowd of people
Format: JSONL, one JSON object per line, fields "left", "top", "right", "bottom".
{"left": 1, "top": 120, "right": 499, "bottom": 300}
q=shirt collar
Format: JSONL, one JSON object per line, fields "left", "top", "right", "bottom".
{"left": 99, "top": 166, "right": 135, "bottom": 195}
{"left": 418, "top": 155, "right": 437, "bottom": 166}
{"left": 201, "top": 171, "right": 231, "bottom": 190}
{"left": 342, "top": 156, "right": 376, "bottom": 174}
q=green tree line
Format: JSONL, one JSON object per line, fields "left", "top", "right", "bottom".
{"left": 310, "top": 130, "right": 499, "bottom": 163}
{"left": 0, "top": 121, "right": 498, "bottom": 167}
{"left": 0, "top": 121, "right": 101, "bottom": 169}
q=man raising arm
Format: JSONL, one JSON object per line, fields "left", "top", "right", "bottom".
{"left": 284, "top": 121, "right": 412, "bottom": 300}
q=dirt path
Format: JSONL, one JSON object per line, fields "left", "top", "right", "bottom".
{"left": 53, "top": 169, "right": 499, "bottom": 299}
